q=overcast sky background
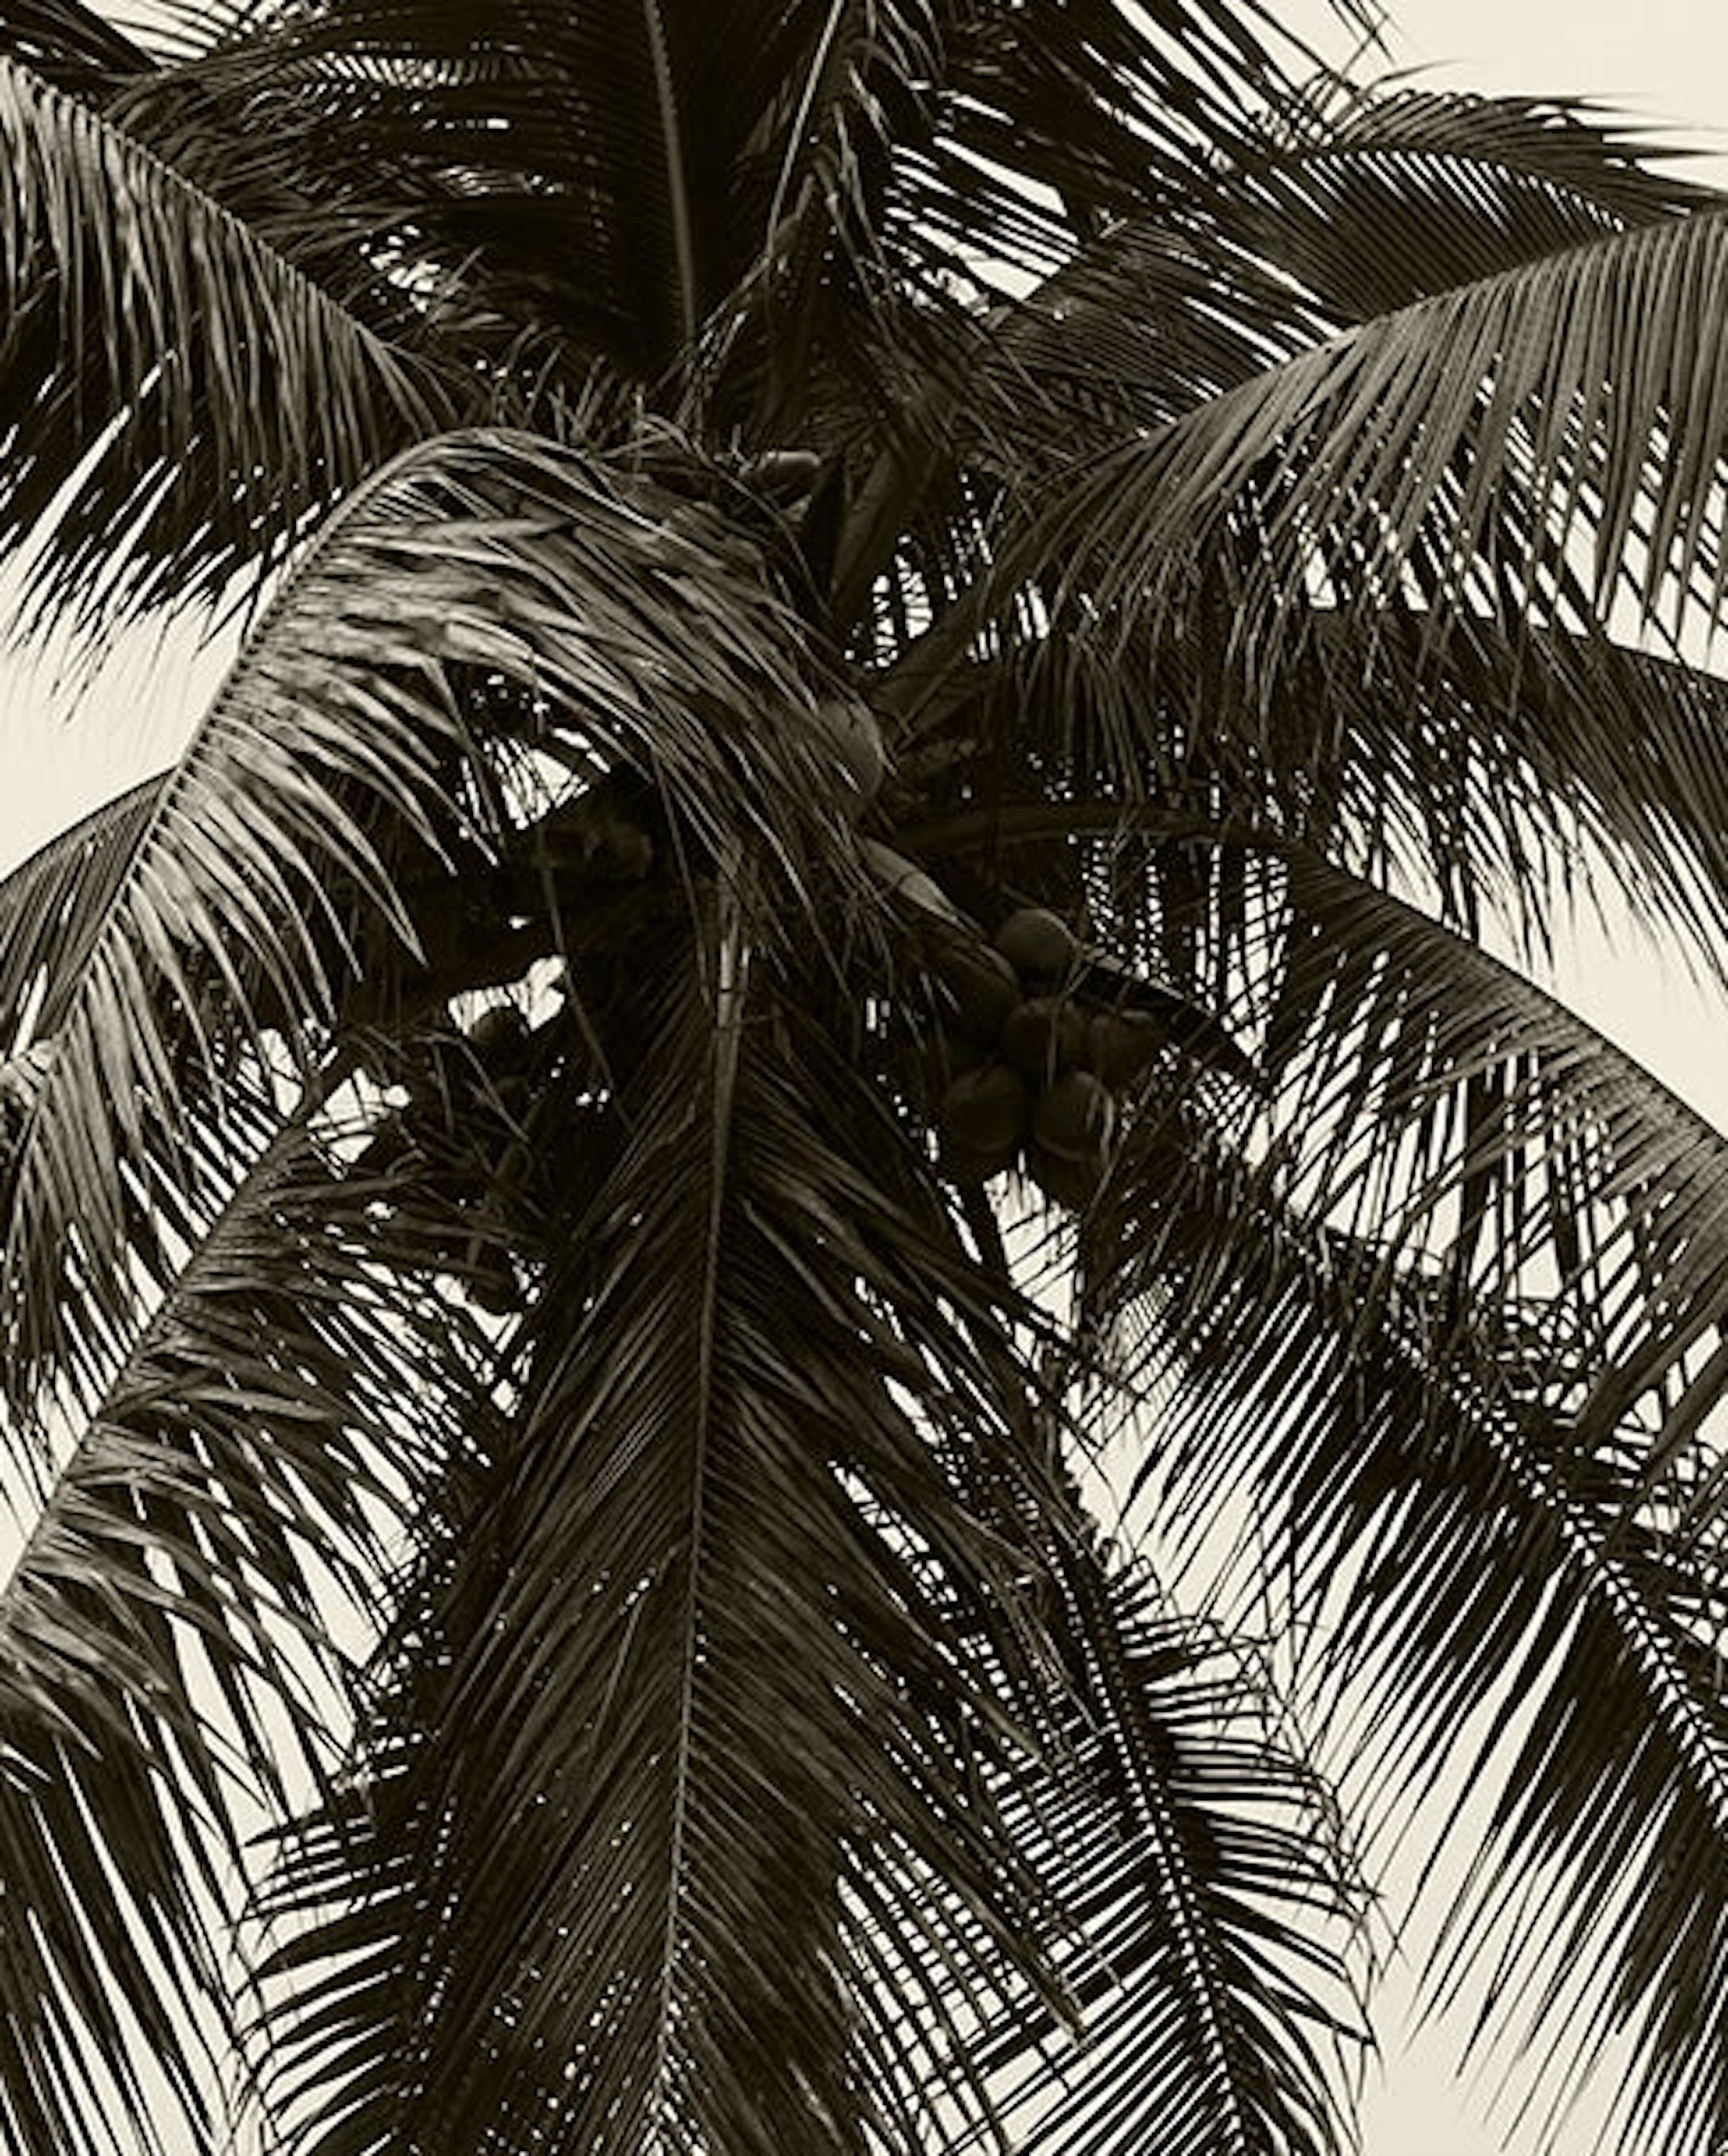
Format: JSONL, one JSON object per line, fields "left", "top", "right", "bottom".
{"left": 4, "top": 4, "right": 1728, "bottom": 2152}
{"left": 1284, "top": 9, "right": 1728, "bottom": 2150}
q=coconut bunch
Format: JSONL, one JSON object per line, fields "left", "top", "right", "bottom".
{"left": 922, "top": 906, "right": 1233, "bottom": 1211}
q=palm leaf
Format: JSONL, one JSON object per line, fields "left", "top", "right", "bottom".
{"left": 1008, "top": 194, "right": 1728, "bottom": 686}
{"left": 951, "top": 86, "right": 1706, "bottom": 467}
{"left": 1228, "top": 84, "right": 1712, "bottom": 320}
{"left": 245, "top": 911, "right": 1081, "bottom": 2156}
{"left": 0, "top": 426, "right": 852, "bottom": 1426}
{"left": 0, "top": 772, "right": 165, "bottom": 1051}
{"left": 0, "top": 0, "right": 156, "bottom": 90}
{"left": 0, "top": 1065, "right": 495, "bottom": 2156}
{"left": 1097, "top": 1130, "right": 1728, "bottom": 2156}
{"left": 900, "top": 587, "right": 1728, "bottom": 995}
{"left": 1056, "top": 833, "right": 1728, "bottom": 2156}
{"left": 972, "top": 1535, "right": 1366, "bottom": 2156}
{"left": 0, "top": 51, "right": 454, "bottom": 626}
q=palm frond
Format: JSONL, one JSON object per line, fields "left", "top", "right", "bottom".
{"left": 959, "top": 605, "right": 1728, "bottom": 974}
{"left": 0, "top": 0, "right": 156, "bottom": 91}
{"left": 0, "top": 1070, "right": 492, "bottom": 2156}
{"left": 1012, "top": 195, "right": 1728, "bottom": 685}
{"left": 1228, "top": 84, "right": 1712, "bottom": 321}
{"left": 0, "top": 772, "right": 165, "bottom": 1050}
{"left": 1094, "top": 1127, "right": 1728, "bottom": 2156}
{"left": 0, "top": 52, "right": 454, "bottom": 626}
{"left": 1057, "top": 834, "right": 1728, "bottom": 2156}
{"left": 0, "top": 425, "right": 852, "bottom": 1427}
{"left": 244, "top": 912, "right": 1076, "bottom": 2156}
{"left": 975, "top": 1537, "right": 1366, "bottom": 2156}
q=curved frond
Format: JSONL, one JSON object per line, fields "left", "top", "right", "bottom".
{"left": 0, "top": 1071, "right": 490, "bottom": 2156}
{"left": 0, "top": 53, "right": 454, "bottom": 624}
{"left": 1022, "top": 197, "right": 1728, "bottom": 682}
{"left": 246, "top": 917, "right": 1075, "bottom": 2156}
{"left": 1231, "top": 85, "right": 1711, "bottom": 320}
{"left": 957, "top": 87, "right": 1709, "bottom": 469}
{"left": 0, "top": 0, "right": 156, "bottom": 92}
{"left": 0, "top": 772, "right": 165, "bottom": 1050}
{"left": 0, "top": 425, "right": 851, "bottom": 1425}
{"left": 978, "top": 1541, "right": 1365, "bottom": 2156}
{"left": 1063, "top": 832, "right": 1728, "bottom": 2155}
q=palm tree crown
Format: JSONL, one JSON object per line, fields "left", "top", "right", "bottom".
{"left": 3, "top": 4, "right": 1728, "bottom": 2153}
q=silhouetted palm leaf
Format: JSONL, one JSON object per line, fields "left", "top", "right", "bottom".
{"left": 5, "top": 4, "right": 1728, "bottom": 2153}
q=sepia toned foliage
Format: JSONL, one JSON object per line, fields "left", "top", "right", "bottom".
{"left": 2, "top": 3, "right": 1728, "bottom": 2152}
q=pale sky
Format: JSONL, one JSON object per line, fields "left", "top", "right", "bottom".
{"left": 1286, "top": 10, "right": 1728, "bottom": 2151}
{"left": 5, "top": 5, "right": 1728, "bottom": 2154}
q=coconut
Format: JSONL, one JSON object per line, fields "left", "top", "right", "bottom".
{"left": 939, "top": 1131, "right": 1022, "bottom": 1186}
{"left": 1086, "top": 1008, "right": 1168, "bottom": 1091}
{"left": 994, "top": 906, "right": 1079, "bottom": 982}
{"left": 1033, "top": 1070, "right": 1116, "bottom": 1161}
{"left": 467, "top": 1002, "right": 531, "bottom": 1071}
{"left": 930, "top": 937, "right": 1021, "bottom": 1046}
{"left": 462, "top": 1237, "right": 519, "bottom": 1316}
{"left": 1026, "top": 1141, "right": 1106, "bottom": 1210}
{"left": 1002, "top": 995, "right": 1089, "bottom": 1079}
{"left": 940, "top": 1063, "right": 1033, "bottom": 1155}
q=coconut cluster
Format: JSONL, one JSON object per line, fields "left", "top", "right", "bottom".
{"left": 925, "top": 907, "right": 1171, "bottom": 1209}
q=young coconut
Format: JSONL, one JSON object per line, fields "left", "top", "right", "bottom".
{"left": 940, "top": 1132, "right": 1022, "bottom": 1186}
{"left": 1086, "top": 1007, "right": 1168, "bottom": 1092}
{"left": 994, "top": 906, "right": 1079, "bottom": 983}
{"left": 1002, "top": 995, "right": 1089, "bottom": 1081}
{"left": 1027, "top": 1141, "right": 1107, "bottom": 1210}
{"left": 940, "top": 1063, "right": 1033, "bottom": 1158}
{"left": 928, "top": 934, "right": 1021, "bottom": 1047}
{"left": 921, "top": 1027, "right": 988, "bottom": 1100}
{"left": 1034, "top": 1070, "right": 1117, "bottom": 1160}
{"left": 467, "top": 1001, "right": 532, "bottom": 1075}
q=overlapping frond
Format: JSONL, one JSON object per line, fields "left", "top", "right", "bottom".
{"left": 246, "top": 919, "right": 1066, "bottom": 2156}
{"left": 1061, "top": 834, "right": 1728, "bottom": 2153}
{"left": 949, "top": 85, "right": 1709, "bottom": 472}
{"left": 1012, "top": 194, "right": 1728, "bottom": 687}
{"left": 1229, "top": 85, "right": 1710, "bottom": 320}
{"left": 0, "top": 425, "right": 850, "bottom": 1427}
{"left": 0, "top": 1072, "right": 491, "bottom": 2156}
{"left": 974, "top": 1540, "right": 1364, "bottom": 2156}
{"left": 976, "top": 608, "right": 1728, "bottom": 971}
{"left": 0, "top": 0, "right": 155, "bottom": 92}
{"left": 0, "top": 51, "right": 455, "bottom": 625}
{"left": 243, "top": 915, "right": 1369, "bottom": 2156}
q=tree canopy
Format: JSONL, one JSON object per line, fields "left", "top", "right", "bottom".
{"left": 2, "top": 4, "right": 1728, "bottom": 2154}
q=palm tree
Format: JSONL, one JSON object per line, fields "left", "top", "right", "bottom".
{"left": 6, "top": 0, "right": 1728, "bottom": 2150}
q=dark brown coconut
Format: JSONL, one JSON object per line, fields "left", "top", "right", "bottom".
{"left": 1002, "top": 996, "right": 1089, "bottom": 1079}
{"left": 921, "top": 1027, "right": 988, "bottom": 1099}
{"left": 939, "top": 1131, "right": 1022, "bottom": 1185}
{"left": 467, "top": 1002, "right": 532, "bottom": 1071}
{"left": 1034, "top": 1070, "right": 1117, "bottom": 1160}
{"left": 994, "top": 906, "right": 1079, "bottom": 982}
{"left": 940, "top": 1063, "right": 1033, "bottom": 1155}
{"left": 930, "top": 937, "right": 1021, "bottom": 1046}
{"left": 1086, "top": 1008, "right": 1168, "bottom": 1091}
{"left": 1027, "top": 1141, "right": 1105, "bottom": 1209}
